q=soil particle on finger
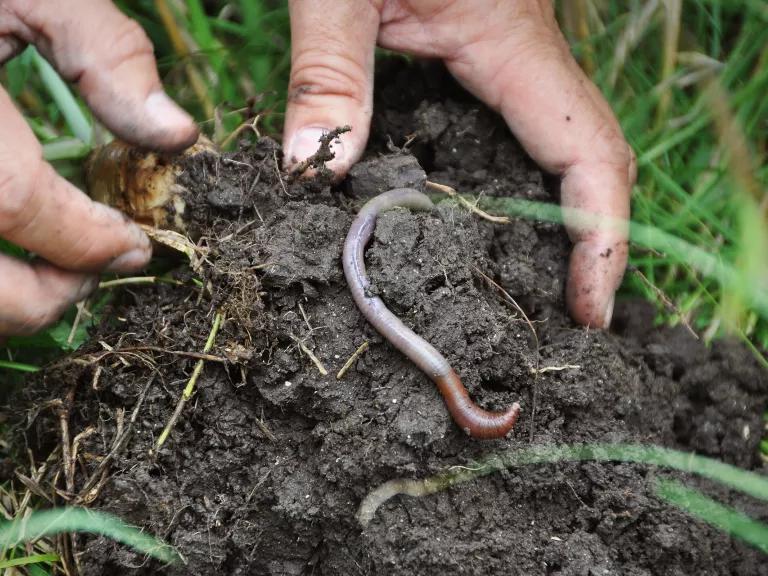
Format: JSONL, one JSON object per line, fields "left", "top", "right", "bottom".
{"left": 9, "top": 60, "right": 768, "bottom": 576}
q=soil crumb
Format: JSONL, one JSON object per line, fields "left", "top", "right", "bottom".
{"left": 10, "top": 61, "right": 768, "bottom": 576}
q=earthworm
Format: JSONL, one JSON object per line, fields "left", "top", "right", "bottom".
{"left": 342, "top": 188, "right": 521, "bottom": 439}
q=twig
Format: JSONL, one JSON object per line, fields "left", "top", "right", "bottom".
{"left": 426, "top": 181, "right": 511, "bottom": 224}
{"left": 531, "top": 364, "right": 581, "bottom": 374}
{"left": 336, "top": 341, "right": 369, "bottom": 380}
{"left": 219, "top": 114, "right": 262, "bottom": 149}
{"left": 153, "top": 312, "right": 224, "bottom": 453}
{"left": 288, "top": 125, "right": 351, "bottom": 178}
{"left": 98, "top": 276, "right": 158, "bottom": 289}
{"left": 270, "top": 148, "right": 294, "bottom": 197}
{"left": 77, "top": 376, "right": 156, "bottom": 503}
{"left": 290, "top": 333, "right": 328, "bottom": 376}
{"left": 76, "top": 346, "right": 228, "bottom": 365}
{"left": 254, "top": 410, "right": 277, "bottom": 443}
{"left": 67, "top": 300, "right": 89, "bottom": 346}
{"left": 58, "top": 390, "right": 77, "bottom": 497}
{"left": 630, "top": 266, "right": 699, "bottom": 339}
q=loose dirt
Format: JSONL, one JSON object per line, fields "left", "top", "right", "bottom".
{"left": 12, "top": 61, "right": 768, "bottom": 575}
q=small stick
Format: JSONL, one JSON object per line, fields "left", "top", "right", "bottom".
{"left": 98, "top": 276, "right": 158, "bottom": 289}
{"left": 273, "top": 149, "right": 291, "bottom": 196}
{"left": 80, "top": 346, "right": 228, "bottom": 364}
{"left": 67, "top": 300, "right": 89, "bottom": 346}
{"left": 630, "top": 266, "right": 699, "bottom": 339}
{"left": 336, "top": 341, "right": 369, "bottom": 380}
{"left": 426, "top": 180, "right": 511, "bottom": 224}
{"left": 290, "top": 334, "right": 328, "bottom": 376}
{"left": 153, "top": 312, "right": 224, "bottom": 453}
{"left": 288, "top": 125, "right": 351, "bottom": 178}
{"left": 254, "top": 412, "right": 277, "bottom": 443}
{"left": 531, "top": 364, "right": 581, "bottom": 374}
{"left": 219, "top": 114, "right": 262, "bottom": 149}
{"left": 77, "top": 376, "right": 156, "bottom": 502}
{"left": 58, "top": 390, "right": 77, "bottom": 497}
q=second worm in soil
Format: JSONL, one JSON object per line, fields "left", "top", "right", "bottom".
{"left": 342, "top": 188, "right": 521, "bottom": 439}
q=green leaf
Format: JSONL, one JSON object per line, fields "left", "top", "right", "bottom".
{"left": 0, "top": 552, "right": 59, "bottom": 569}
{"left": 30, "top": 47, "right": 92, "bottom": 146}
{"left": 0, "top": 508, "right": 180, "bottom": 564}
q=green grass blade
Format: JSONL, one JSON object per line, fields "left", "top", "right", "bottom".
{"left": 30, "top": 48, "right": 92, "bottom": 145}
{"left": 0, "top": 508, "right": 180, "bottom": 564}
{"left": 0, "top": 359, "right": 40, "bottom": 373}
{"left": 0, "top": 553, "right": 59, "bottom": 569}
{"left": 656, "top": 479, "right": 768, "bottom": 554}
{"left": 358, "top": 443, "right": 768, "bottom": 529}
{"left": 42, "top": 137, "right": 93, "bottom": 161}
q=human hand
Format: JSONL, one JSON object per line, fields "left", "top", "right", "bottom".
{"left": 281, "top": 0, "right": 635, "bottom": 329}
{"left": 0, "top": 0, "right": 198, "bottom": 336}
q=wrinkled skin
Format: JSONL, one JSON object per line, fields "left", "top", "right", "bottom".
{"left": 0, "top": 0, "right": 634, "bottom": 337}
{"left": 0, "top": 0, "right": 198, "bottom": 336}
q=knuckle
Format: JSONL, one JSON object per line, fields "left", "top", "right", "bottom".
{"left": 289, "top": 45, "right": 369, "bottom": 107}
{"left": 0, "top": 152, "right": 44, "bottom": 233}
{"left": 589, "top": 123, "right": 633, "bottom": 170}
{"left": 101, "top": 18, "right": 154, "bottom": 72}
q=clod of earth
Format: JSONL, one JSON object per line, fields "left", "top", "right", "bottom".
{"left": 343, "top": 188, "right": 521, "bottom": 438}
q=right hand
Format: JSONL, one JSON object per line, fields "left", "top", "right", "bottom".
{"left": 281, "top": 0, "right": 636, "bottom": 329}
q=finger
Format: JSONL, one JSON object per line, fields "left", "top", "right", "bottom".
{"left": 0, "top": 86, "right": 152, "bottom": 272}
{"left": 0, "top": 255, "right": 97, "bottom": 336}
{"left": 283, "top": 0, "right": 380, "bottom": 176}
{"left": 444, "top": 15, "right": 634, "bottom": 328}
{"left": 9, "top": 0, "right": 198, "bottom": 151}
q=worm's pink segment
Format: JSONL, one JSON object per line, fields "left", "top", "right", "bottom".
{"left": 342, "top": 188, "right": 521, "bottom": 439}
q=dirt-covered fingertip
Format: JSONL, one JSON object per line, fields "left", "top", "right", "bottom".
{"left": 566, "top": 240, "right": 626, "bottom": 330}
{"left": 141, "top": 91, "right": 200, "bottom": 152}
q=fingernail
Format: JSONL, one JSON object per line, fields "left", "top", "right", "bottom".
{"left": 602, "top": 293, "right": 616, "bottom": 329}
{"left": 285, "top": 126, "right": 346, "bottom": 168}
{"left": 105, "top": 247, "right": 152, "bottom": 273}
{"left": 132, "top": 223, "right": 152, "bottom": 250}
{"left": 144, "top": 91, "right": 196, "bottom": 133}
{"left": 76, "top": 276, "right": 99, "bottom": 301}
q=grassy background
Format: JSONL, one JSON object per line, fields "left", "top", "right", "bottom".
{"left": 558, "top": 1, "right": 767, "bottom": 364}
{"left": 0, "top": 0, "right": 766, "bottom": 572}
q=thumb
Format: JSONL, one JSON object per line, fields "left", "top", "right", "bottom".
{"left": 282, "top": 0, "right": 380, "bottom": 177}
{"left": 13, "top": 0, "right": 198, "bottom": 151}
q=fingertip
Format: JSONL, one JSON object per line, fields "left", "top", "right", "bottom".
{"left": 566, "top": 240, "right": 626, "bottom": 330}
{"left": 104, "top": 246, "right": 152, "bottom": 274}
{"left": 142, "top": 91, "right": 200, "bottom": 152}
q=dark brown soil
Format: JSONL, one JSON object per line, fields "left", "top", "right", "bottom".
{"left": 11, "top": 61, "right": 768, "bottom": 575}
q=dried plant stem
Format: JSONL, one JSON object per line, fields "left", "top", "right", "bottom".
{"left": 153, "top": 312, "right": 224, "bottom": 453}
{"left": 336, "top": 341, "right": 369, "bottom": 380}
{"left": 425, "top": 181, "right": 510, "bottom": 224}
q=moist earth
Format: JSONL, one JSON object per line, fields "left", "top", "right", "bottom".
{"left": 11, "top": 61, "right": 768, "bottom": 575}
